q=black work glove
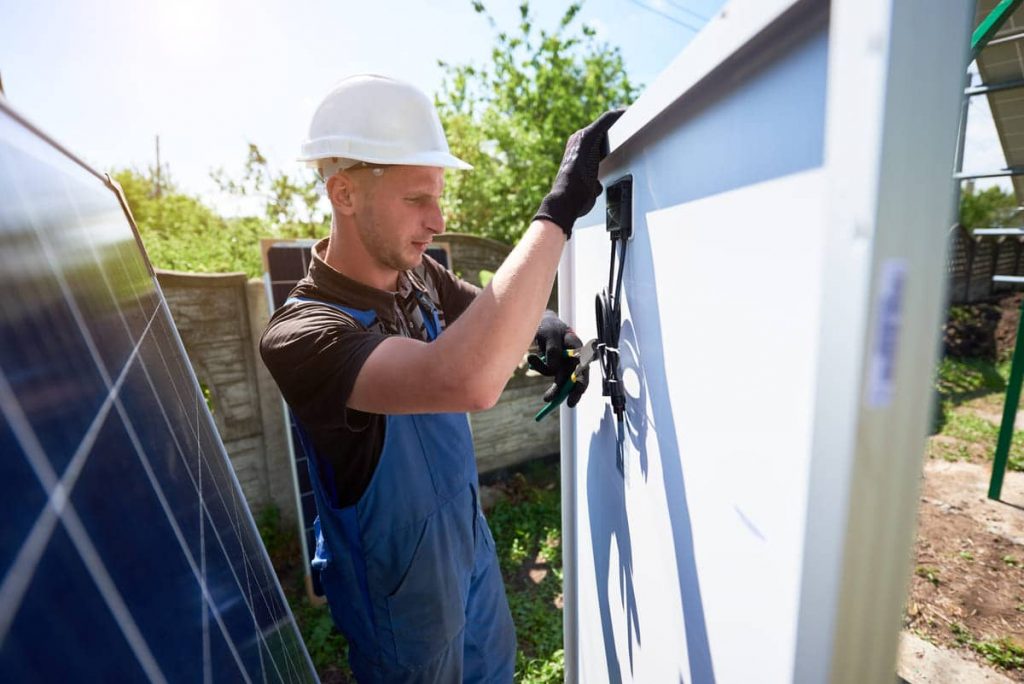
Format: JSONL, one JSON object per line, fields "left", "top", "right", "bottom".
{"left": 534, "top": 109, "right": 625, "bottom": 239}
{"left": 527, "top": 311, "right": 589, "bottom": 408}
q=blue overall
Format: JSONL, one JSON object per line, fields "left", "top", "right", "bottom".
{"left": 284, "top": 296, "right": 516, "bottom": 683}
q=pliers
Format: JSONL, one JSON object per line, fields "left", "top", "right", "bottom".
{"left": 533, "top": 339, "right": 599, "bottom": 421}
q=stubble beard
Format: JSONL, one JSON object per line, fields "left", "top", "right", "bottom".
{"left": 356, "top": 208, "right": 419, "bottom": 274}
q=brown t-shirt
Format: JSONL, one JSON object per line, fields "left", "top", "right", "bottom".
{"left": 259, "top": 238, "right": 480, "bottom": 507}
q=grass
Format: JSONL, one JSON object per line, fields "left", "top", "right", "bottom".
{"left": 933, "top": 356, "right": 1024, "bottom": 471}
{"left": 257, "top": 459, "right": 566, "bottom": 683}
{"left": 934, "top": 356, "right": 1008, "bottom": 402}
{"left": 935, "top": 410, "right": 1024, "bottom": 471}
{"left": 915, "top": 565, "right": 941, "bottom": 587}
{"left": 486, "top": 465, "right": 565, "bottom": 683}
{"left": 291, "top": 599, "right": 349, "bottom": 675}
{"left": 951, "top": 623, "right": 1024, "bottom": 670}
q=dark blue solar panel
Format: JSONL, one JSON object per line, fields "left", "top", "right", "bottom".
{"left": 0, "top": 103, "right": 316, "bottom": 681}
{"left": 0, "top": 421, "right": 46, "bottom": 581}
{"left": 264, "top": 243, "right": 323, "bottom": 598}
{"left": 1, "top": 525, "right": 153, "bottom": 683}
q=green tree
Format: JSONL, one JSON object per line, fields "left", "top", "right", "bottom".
{"left": 211, "top": 143, "right": 329, "bottom": 239}
{"left": 960, "top": 184, "right": 1019, "bottom": 231}
{"left": 436, "top": 1, "right": 638, "bottom": 244}
{"left": 113, "top": 167, "right": 266, "bottom": 277}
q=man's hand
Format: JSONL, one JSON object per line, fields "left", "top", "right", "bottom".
{"left": 527, "top": 311, "right": 589, "bottom": 408}
{"left": 533, "top": 109, "right": 625, "bottom": 238}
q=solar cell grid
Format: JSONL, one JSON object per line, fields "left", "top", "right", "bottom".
{"left": 0, "top": 102, "right": 316, "bottom": 681}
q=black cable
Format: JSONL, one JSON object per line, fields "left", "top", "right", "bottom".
{"left": 597, "top": 175, "right": 632, "bottom": 454}
{"left": 596, "top": 235, "right": 628, "bottom": 428}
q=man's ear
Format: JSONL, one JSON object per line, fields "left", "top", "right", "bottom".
{"left": 326, "top": 173, "right": 358, "bottom": 215}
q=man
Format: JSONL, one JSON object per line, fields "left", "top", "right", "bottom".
{"left": 260, "top": 73, "right": 621, "bottom": 682}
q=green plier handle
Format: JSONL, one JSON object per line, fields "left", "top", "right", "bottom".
{"left": 533, "top": 344, "right": 593, "bottom": 421}
{"left": 534, "top": 378, "right": 577, "bottom": 421}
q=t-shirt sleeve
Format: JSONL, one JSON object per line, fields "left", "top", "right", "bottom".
{"left": 259, "top": 303, "right": 388, "bottom": 431}
{"left": 421, "top": 254, "right": 481, "bottom": 323}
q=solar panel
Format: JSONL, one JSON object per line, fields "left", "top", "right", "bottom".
{"left": 0, "top": 101, "right": 317, "bottom": 682}
{"left": 261, "top": 239, "right": 452, "bottom": 602}
{"left": 261, "top": 240, "right": 322, "bottom": 601}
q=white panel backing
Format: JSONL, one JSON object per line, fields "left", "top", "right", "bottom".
{"left": 568, "top": 169, "right": 825, "bottom": 683}
{"left": 561, "top": 1, "right": 973, "bottom": 682}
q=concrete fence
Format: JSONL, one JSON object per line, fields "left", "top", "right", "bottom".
{"left": 948, "top": 224, "right": 1024, "bottom": 304}
{"left": 156, "top": 234, "right": 559, "bottom": 523}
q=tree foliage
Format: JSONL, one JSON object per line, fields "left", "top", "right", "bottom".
{"left": 113, "top": 167, "right": 267, "bottom": 277}
{"left": 436, "top": 1, "right": 637, "bottom": 244}
{"left": 115, "top": 142, "right": 331, "bottom": 277}
{"left": 211, "top": 143, "right": 329, "bottom": 238}
{"left": 960, "top": 184, "right": 1019, "bottom": 231}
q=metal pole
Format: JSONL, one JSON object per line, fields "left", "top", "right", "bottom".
{"left": 951, "top": 71, "right": 971, "bottom": 239}
{"left": 954, "top": 166, "right": 1024, "bottom": 180}
{"left": 953, "top": 73, "right": 971, "bottom": 182}
{"left": 965, "top": 76, "right": 1024, "bottom": 96}
{"left": 990, "top": 295, "right": 1024, "bottom": 499}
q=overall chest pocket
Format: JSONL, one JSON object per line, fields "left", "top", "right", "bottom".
{"left": 410, "top": 413, "right": 473, "bottom": 501}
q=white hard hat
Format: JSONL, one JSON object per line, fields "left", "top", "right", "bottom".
{"left": 299, "top": 74, "right": 472, "bottom": 173}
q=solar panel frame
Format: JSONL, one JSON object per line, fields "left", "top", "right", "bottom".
{"left": 0, "top": 99, "right": 317, "bottom": 682}
{"left": 261, "top": 240, "right": 323, "bottom": 602}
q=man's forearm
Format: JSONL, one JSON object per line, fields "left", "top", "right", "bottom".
{"left": 433, "top": 219, "right": 566, "bottom": 407}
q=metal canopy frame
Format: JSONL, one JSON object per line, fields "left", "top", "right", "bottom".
{"left": 965, "top": 0, "right": 1024, "bottom": 501}
{"left": 972, "top": 0, "right": 1024, "bottom": 57}
{"left": 956, "top": 0, "right": 1024, "bottom": 187}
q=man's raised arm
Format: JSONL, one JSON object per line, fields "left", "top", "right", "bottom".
{"left": 349, "top": 110, "right": 623, "bottom": 414}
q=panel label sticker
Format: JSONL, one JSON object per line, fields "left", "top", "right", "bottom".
{"left": 866, "top": 259, "right": 908, "bottom": 408}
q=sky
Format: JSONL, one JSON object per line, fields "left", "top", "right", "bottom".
{"left": 1, "top": 0, "right": 724, "bottom": 212}
{"left": 0, "top": 0, "right": 1012, "bottom": 213}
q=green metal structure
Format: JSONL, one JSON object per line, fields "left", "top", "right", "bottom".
{"left": 972, "top": 0, "right": 1023, "bottom": 55}
{"left": 991, "top": 298, "right": 1024, "bottom": 499}
{"left": 969, "top": 0, "right": 1024, "bottom": 500}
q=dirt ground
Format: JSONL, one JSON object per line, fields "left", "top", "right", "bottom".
{"left": 906, "top": 433, "right": 1024, "bottom": 679}
{"left": 995, "top": 293, "right": 1024, "bottom": 358}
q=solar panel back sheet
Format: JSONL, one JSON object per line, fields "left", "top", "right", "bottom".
{"left": 0, "top": 102, "right": 317, "bottom": 681}
{"left": 560, "top": 1, "right": 973, "bottom": 682}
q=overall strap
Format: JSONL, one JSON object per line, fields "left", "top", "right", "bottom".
{"left": 285, "top": 296, "right": 378, "bottom": 328}
{"left": 286, "top": 293, "right": 442, "bottom": 340}
{"left": 412, "top": 290, "right": 442, "bottom": 341}
{"left": 408, "top": 266, "right": 446, "bottom": 341}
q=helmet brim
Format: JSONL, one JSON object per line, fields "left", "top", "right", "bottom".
{"left": 298, "top": 150, "right": 472, "bottom": 171}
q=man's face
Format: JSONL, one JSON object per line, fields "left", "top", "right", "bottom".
{"left": 349, "top": 165, "right": 446, "bottom": 273}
